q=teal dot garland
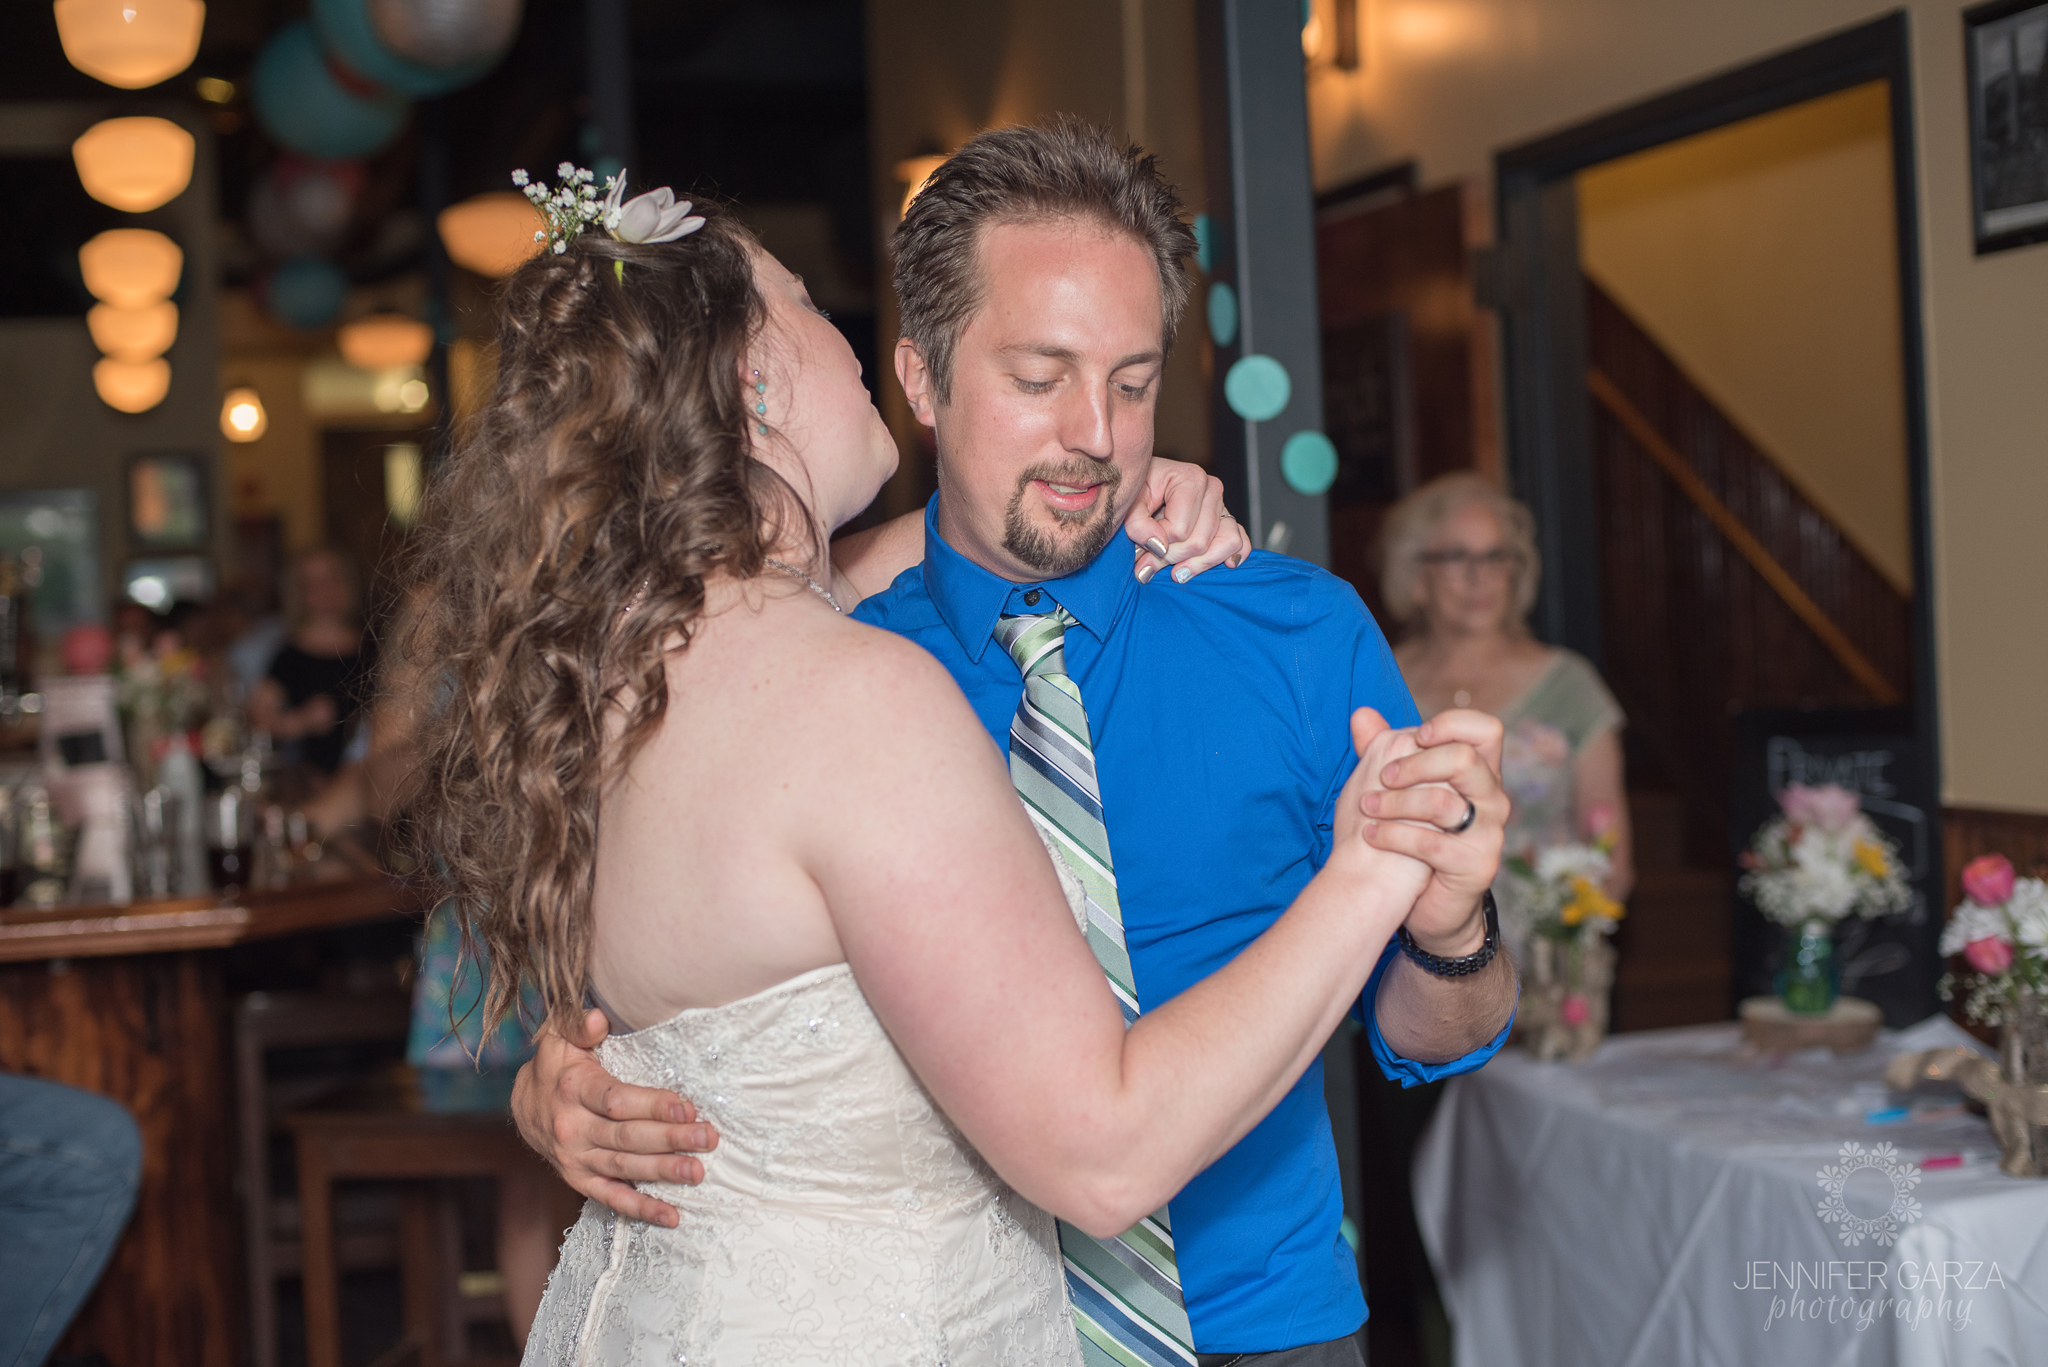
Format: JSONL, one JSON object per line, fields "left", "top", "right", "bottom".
{"left": 1280, "top": 430, "right": 1339, "bottom": 495}
{"left": 1207, "top": 282, "right": 1238, "bottom": 349}
{"left": 1223, "top": 354, "right": 1291, "bottom": 422}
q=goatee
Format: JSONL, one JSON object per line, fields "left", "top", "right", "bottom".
{"left": 1000, "top": 462, "right": 1124, "bottom": 577}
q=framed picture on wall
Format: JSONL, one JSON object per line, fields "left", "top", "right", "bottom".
{"left": 127, "top": 452, "right": 208, "bottom": 550}
{"left": 1965, "top": 0, "right": 2048, "bottom": 254}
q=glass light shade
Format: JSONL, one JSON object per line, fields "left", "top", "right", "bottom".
{"left": 73, "top": 116, "right": 195, "bottom": 212}
{"left": 220, "top": 387, "right": 268, "bottom": 441}
{"left": 436, "top": 193, "right": 544, "bottom": 278}
{"left": 79, "top": 229, "right": 183, "bottom": 308}
{"left": 87, "top": 300, "right": 179, "bottom": 362}
{"left": 94, "top": 356, "right": 172, "bottom": 412}
{"left": 54, "top": 0, "right": 207, "bottom": 90}
{"left": 338, "top": 313, "right": 434, "bottom": 370}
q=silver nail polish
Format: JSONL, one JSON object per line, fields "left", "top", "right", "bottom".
{"left": 1173, "top": 566, "right": 1191, "bottom": 583}
{"left": 1136, "top": 563, "right": 1155, "bottom": 584}
{"left": 1146, "top": 537, "right": 1170, "bottom": 559}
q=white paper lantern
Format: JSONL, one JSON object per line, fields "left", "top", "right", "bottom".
{"left": 248, "top": 162, "right": 359, "bottom": 257}
{"left": 368, "top": 0, "right": 523, "bottom": 68}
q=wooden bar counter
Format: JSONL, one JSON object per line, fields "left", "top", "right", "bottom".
{"left": 0, "top": 871, "right": 427, "bottom": 1367}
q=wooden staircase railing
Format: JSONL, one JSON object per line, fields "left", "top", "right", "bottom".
{"left": 1587, "top": 368, "right": 1900, "bottom": 705}
{"left": 1584, "top": 279, "right": 1912, "bottom": 865}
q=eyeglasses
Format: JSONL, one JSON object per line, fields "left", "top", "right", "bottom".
{"left": 1418, "top": 546, "right": 1521, "bottom": 576}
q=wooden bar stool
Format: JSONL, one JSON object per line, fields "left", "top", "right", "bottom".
{"left": 286, "top": 1070, "right": 557, "bottom": 1367}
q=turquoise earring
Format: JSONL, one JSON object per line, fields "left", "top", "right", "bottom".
{"left": 752, "top": 368, "right": 767, "bottom": 435}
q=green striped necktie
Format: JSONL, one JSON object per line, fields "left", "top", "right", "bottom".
{"left": 994, "top": 606, "right": 1198, "bottom": 1367}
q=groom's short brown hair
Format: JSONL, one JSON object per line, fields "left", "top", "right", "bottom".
{"left": 893, "top": 117, "right": 1197, "bottom": 403}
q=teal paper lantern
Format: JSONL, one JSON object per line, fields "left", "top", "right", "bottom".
{"left": 1280, "top": 430, "right": 1339, "bottom": 496}
{"left": 252, "top": 22, "right": 410, "bottom": 160}
{"left": 1224, "top": 354, "right": 1291, "bottom": 422}
{"left": 266, "top": 255, "right": 350, "bottom": 330}
{"left": 1207, "top": 281, "right": 1238, "bottom": 348}
{"left": 312, "top": 0, "right": 507, "bottom": 98}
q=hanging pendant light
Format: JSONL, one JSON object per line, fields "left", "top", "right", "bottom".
{"left": 87, "top": 300, "right": 179, "bottom": 362}
{"left": 79, "top": 229, "right": 183, "bottom": 308}
{"left": 436, "top": 192, "right": 544, "bottom": 277}
{"left": 72, "top": 116, "right": 196, "bottom": 212}
{"left": 94, "top": 357, "right": 172, "bottom": 413}
{"left": 53, "top": 0, "right": 207, "bottom": 90}
{"left": 338, "top": 313, "right": 434, "bottom": 370}
{"left": 221, "top": 387, "right": 268, "bottom": 441}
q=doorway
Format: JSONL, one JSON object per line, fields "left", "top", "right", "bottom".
{"left": 1494, "top": 14, "right": 1942, "bottom": 1029}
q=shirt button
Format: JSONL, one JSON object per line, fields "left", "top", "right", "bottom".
{"left": 1023, "top": 590, "right": 1042, "bottom": 607}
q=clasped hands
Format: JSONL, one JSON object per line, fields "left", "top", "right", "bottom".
{"left": 1342, "top": 705, "right": 1508, "bottom": 959}
{"left": 509, "top": 705, "right": 1507, "bottom": 1226}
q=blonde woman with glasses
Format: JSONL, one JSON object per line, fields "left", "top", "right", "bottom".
{"left": 1380, "top": 474, "right": 1634, "bottom": 937}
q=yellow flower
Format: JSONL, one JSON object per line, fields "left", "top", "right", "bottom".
{"left": 1852, "top": 839, "right": 1890, "bottom": 880}
{"left": 1562, "top": 876, "right": 1623, "bottom": 927}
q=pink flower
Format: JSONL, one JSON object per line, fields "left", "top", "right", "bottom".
{"left": 1961, "top": 853, "right": 2016, "bottom": 908}
{"left": 1964, "top": 936, "right": 2014, "bottom": 975}
{"left": 1560, "top": 994, "right": 1590, "bottom": 1026}
{"left": 1585, "top": 804, "right": 1618, "bottom": 840}
{"left": 1778, "top": 782, "right": 1861, "bottom": 833}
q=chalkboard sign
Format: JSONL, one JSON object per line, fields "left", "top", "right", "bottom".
{"left": 1729, "top": 708, "right": 1944, "bottom": 1028}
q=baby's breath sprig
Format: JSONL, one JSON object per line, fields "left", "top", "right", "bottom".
{"left": 510, "top": 164, "right": 707, "bottom": 261}
{"left": 516, "top": 162, "right": 612, "bottom": 255}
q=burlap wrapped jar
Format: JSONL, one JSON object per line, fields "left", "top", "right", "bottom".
{"left": 1887, "top": 987, "right": 2048, "bottom": 1178}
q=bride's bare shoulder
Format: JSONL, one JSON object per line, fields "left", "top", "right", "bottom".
{"left": 811, "top": 618, "right": 977, "bottom": 726}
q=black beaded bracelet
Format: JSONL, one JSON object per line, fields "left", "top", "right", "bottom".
{"left": 1395, "top": 890, "right": 1500, "bottom": 978}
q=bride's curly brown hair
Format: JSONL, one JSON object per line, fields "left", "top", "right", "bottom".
{"left": 396, "top": 206, "right": 803, "bottom": 1036}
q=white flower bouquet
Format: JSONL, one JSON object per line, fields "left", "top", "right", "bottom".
{"left": 1739, "top": 783, "right": 1911, "bottom": 929}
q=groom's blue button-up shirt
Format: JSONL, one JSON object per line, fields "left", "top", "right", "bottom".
{"left": 855, "top": 498, "right": 1510, "bottom": 1354}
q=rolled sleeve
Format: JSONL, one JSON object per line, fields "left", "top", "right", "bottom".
{"left": 1354, "top": 940, "right": 1515, "bottom": 1088}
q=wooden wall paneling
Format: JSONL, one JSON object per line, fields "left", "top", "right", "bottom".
{"left": 1942, "top": 806, "right": 2048, "bottom": 915}
{"left": 1317, "top": 183, "right": 1478, "bottom": 613}
{"left": 1317, "top": 185, "right": 1475, "bottom": 483}
{"left": 0, "top": 952, "right": 242, "bottom": 1367}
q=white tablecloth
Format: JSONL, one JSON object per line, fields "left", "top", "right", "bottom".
{"left": 1414, "top": 1016, "right": 2048, "bottom": 1367}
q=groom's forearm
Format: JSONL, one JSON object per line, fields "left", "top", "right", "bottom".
{"left": 1373, "top": 935, "right": 1517, "bottom": 1065}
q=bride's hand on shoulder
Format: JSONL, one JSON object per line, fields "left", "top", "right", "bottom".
{"left": 511, "top": 1009, "right": 721, "bottom": 1228}
{"left": 1124, "top": 458, "right": 1251, "bottom": 584}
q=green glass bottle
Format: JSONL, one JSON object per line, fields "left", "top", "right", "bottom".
{"left": 1778, "top": 919, "right": 1840, "bottom": 1016}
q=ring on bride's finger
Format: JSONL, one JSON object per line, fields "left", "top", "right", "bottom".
{"left": 1446, "top": 797, "right": 1477, "bottom": 835}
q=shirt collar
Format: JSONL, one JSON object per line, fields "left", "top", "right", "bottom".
{"left": 919, "top": 494, "right": 1139, "bottom": 664}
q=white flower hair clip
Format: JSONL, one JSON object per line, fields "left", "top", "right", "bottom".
{"left": 602, "top": 172, "right": 705, "bottom": 244}
{"left": 512, "top": 164, "right": 706, "bottom": 266}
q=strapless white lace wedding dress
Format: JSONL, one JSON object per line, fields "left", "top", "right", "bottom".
{"left": 523, "top": 857, "right": 1087, "bottom": 1367}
